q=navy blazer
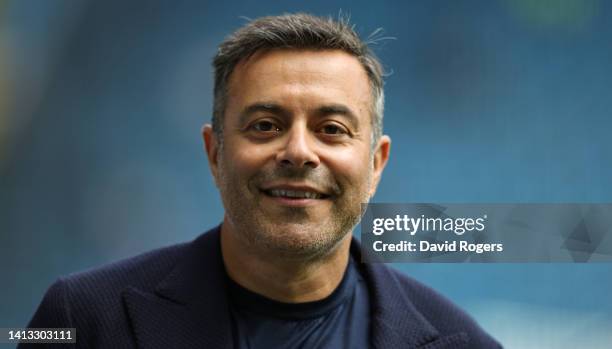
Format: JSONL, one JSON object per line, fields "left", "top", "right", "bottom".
{"left": 23, "top": 226, "right": 501, "bottom": 348}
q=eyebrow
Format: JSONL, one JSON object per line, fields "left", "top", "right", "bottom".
{"left": 238, "top": 102, "right": 361, "bottom": 129}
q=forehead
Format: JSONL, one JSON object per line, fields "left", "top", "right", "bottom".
{"left": 226, "top": 49, "right": 372, "bottom": 117}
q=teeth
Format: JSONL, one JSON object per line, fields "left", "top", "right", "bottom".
{"left": 268, "top": 189, "right": 321, "bottom": 199}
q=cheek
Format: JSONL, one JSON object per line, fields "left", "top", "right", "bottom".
{"left": 326, "top": 148, "right": 372, "bottom": 189}
{"left": 220, "top": 141, "right": 273, "bottom": 180}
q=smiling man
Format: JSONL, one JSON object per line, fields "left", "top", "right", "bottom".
{"left": 208, "top": 47, "right": 383, "bottom": 305}
{"left": 23, "top": 14, "right": 500, "bottom": 349}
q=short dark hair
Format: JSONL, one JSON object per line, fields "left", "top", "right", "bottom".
{"left": 212, "top": 13, "right": 385, "bottom": 145}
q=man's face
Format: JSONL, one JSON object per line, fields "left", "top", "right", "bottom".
{"left": 204, "top": 49, "right": 389, "bottom": 258}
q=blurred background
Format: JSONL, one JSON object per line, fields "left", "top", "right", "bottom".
{"left": 1, "top": 0, "right": 611, "bottom": 347}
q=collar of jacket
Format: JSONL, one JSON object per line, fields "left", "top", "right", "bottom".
{"left": 122, "top": 225, "right": 467, "bottom": 349}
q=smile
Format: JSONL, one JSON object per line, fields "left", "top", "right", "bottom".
{"left": 266, "top": 189, "right": 324, "bottom": 199}
{"left": 263, "top": 188, "right": 331, "bottom": 200}
{"left": 259, "top": 184, "right": 332, "bottom": 205}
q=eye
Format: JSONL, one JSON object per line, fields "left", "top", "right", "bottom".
{"left": 250, "top": 120, "right": 281, "bottom": 133}
{"left": 318, "top": 123, "right": 349, "bottom": 136}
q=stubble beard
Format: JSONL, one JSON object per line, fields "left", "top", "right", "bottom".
{"left": 217, "top": 161, "right": 372, "bottom": 261}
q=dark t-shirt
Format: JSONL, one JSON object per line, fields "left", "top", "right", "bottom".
{"left": 227, "top": 258, "right": 371, "bottom": 349}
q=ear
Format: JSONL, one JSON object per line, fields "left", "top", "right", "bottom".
{"left": 202, "top": 124, "right": 220, "bottom": 187}
{"left": 369, "top": 135, "right": 391, "bottom": 198}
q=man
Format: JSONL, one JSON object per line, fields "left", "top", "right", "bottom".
{"left": 24, "top": 14, "right": 501, "bottom": 348}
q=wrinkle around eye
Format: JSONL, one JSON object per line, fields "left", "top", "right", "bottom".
{"left": 316, "top": 121, "right": 352, "bottom": 138}
{"left": 241, "top": 118, "right": 285, "bottom": 141}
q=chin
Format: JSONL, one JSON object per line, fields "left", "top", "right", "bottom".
{"left": 254, "top": 221, "right": 348, "bottom": 258}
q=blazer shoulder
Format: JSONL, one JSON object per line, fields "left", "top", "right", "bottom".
{"left": 27, "top": 241, "right": 188, "bottom": 328}
{"left": 63, "top": 241, "right": 190, "bottom": 295}
{"left": 384, "top": 267, "right": 502, "bottom": 348}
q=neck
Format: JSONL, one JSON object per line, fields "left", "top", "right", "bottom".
{"left": 220, "top": 219, "right": 352, "bottom": 303}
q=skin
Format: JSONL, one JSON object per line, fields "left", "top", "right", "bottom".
{"left": 203, "top": 49, "right": 390, "bottom": 303}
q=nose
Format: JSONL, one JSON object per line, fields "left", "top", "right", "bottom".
{"left": 276, "top": 124, "right": 320, "bottom": 168}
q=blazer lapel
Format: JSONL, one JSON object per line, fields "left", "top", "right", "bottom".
{"left": 123, "top": 227, "right": 233, "bottom": 349}
{"left": 352, "top": 242, "right": 469, "bottom": 349}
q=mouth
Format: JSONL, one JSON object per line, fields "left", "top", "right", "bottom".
{"left": 264, "top": 189, "right": 329, "bottom": 199}
{"left": 260, "top": 185, "right": 332, "bottom": 206}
